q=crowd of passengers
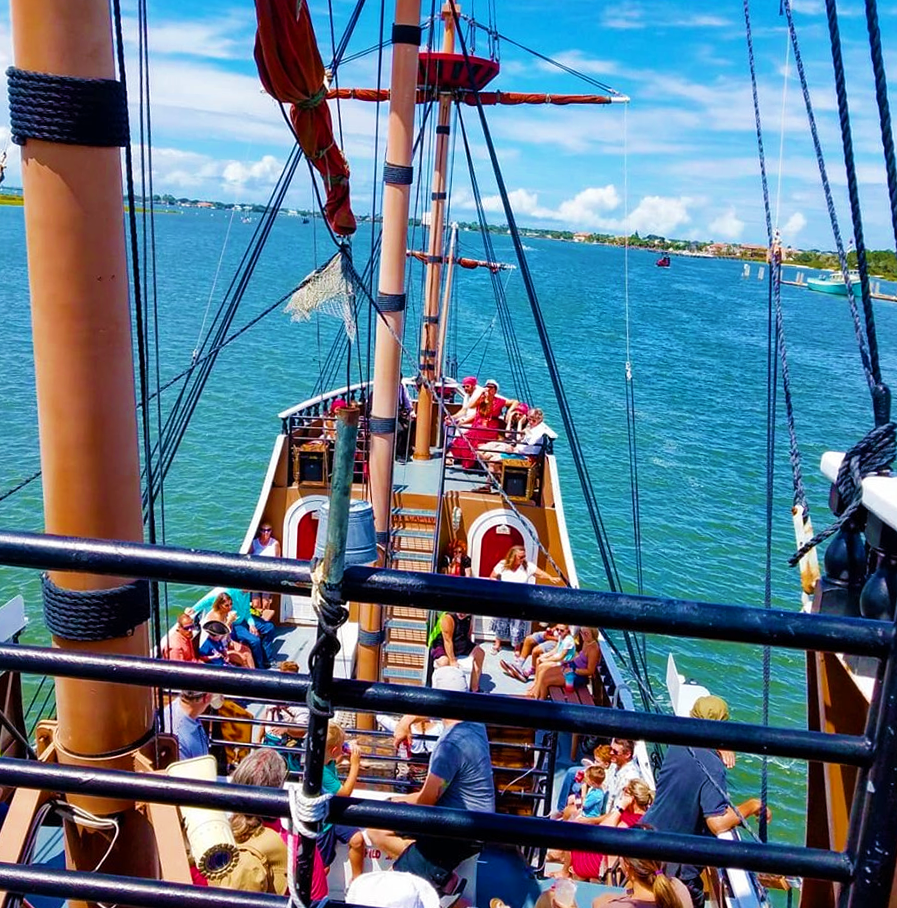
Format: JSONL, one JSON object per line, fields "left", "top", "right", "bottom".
{"left": 445, "top": 375, "right": 557, "bottom": 473}
{"left": 164, "top": 663, "right": 769, "bottom": 908}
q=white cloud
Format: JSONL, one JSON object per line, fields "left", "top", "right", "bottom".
{"left": 475, "top": 185, "right": 621, "bottom": 229}
{"left": 556, "top": 186, "right": 621, "bottom": 224}
{"left": 223, "top": 155, "right": 284, "bottom": 188}
{"left": 782, "top": 211, "right": 807, "bottom": 239}
{"left": 709, "top": 207, "right": 745, "bottom": 240}
{"left": 537, "top": 50, "right": 618, "bottom": 76}
{"left": 625, "top": 196, "right": 692, "bottom": 236}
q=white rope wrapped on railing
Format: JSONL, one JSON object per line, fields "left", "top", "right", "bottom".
{"left": 285, "top": 783, "right": 332, "bottom": 908}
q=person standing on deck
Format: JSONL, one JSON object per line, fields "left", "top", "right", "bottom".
{"left": 366, "top": 666, "right": 495, "bottom": 893}
{"left": 489, "top": 545, "right": 562, "bottom": 655}
{"left": 642, "top": 696, "right": 771, "bottom": 908}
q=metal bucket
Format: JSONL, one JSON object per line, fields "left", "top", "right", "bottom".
{"left": 313, "top": 499, "right": 378, "bottom": 566}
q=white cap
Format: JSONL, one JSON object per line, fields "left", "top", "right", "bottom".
{"left": 347, "top": 872, "right": 440, "bottom": 908}
{"left": 485, "top": 378, "right": 499, "bottom": 390}
{"left": 431, "top": 665, "right": 468, "bottom": 692}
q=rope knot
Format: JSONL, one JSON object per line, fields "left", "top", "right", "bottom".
{"left": 286, "top": 782, "right": 331, "bottom": 839}
{"left": 789, "top": 421, "right": 897, "bottom": 566}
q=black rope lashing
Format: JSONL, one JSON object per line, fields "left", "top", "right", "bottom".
{"left": 368, "top": 416, "right": 397, "bottom": 434}
{"left": 383, "top": 162, "right": 414, "bottom": 185}
{"left": 305, "top": 565, "right": 350, "bottom": 719}
{"left": 789, "top": 421, "right": 897, "bottom": 566}
{"left": 7, "top": 67, "right": 129, "bottom": 147}
{"left": 42, "top": 574, "right": 151, "bottom": 641}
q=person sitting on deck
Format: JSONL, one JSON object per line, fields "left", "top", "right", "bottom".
{"left": 592, "top": 852, "right": 692, "bottom": 908}
{"left": 557, "top": 764, "right": 607, "bottom": 822}
{"left": 555, "top": 743, "right": 612, "bottom": 813}
{"left": 257, "top": 661, "right": 308, "bottom": 770}
{"left": 561, "top": 778, "right": 654, "bottom": 882}
{"left": 317, "top": 722, "right": 367, "bottom": 883}
{"left": 525, "top": 625, "right": 598, "bottom": 700}
{"left": 440, "top": 539, "right": 472, "bottom": 577}
{"left": 198, "top": 591, "right": 256, "bottom": 668}
{"left": 199, "top": 619, "right": 254, "bottom": 668}
{"left": 447, "top": 380, "right": 515, "bottom": 470}
{"left": 500, "top": 623, "right": 568, "bottom": 682}
{"left": 478, "top": 407, "right": 556, "bottom": 467}
{"left": 428, "top": 612, "right": 485, "bottom": 692}
{"left": 366, "top": 666, "right": 495, "bottom": 894}
{"left": 161, "top": 612, "right": 200, "bottom": 663}
{"left": 208, "top": 748, "right": 328, "bottom": 899}
{"left": 192, "top": 587, "right": 275, "bottom": 669}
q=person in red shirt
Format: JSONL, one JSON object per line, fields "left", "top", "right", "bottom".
{"left": 161, "top": 613, "right": 199, "bottom": 663}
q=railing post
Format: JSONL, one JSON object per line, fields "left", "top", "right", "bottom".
{"left": 295, "top": 406, "right": 359, "bottom": 904}
{"left": 844, "top": 620, "right": 897, "bottom": 907}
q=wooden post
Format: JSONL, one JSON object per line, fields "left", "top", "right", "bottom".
{"left": 10, "top": 0, "right": 156, "bottom": 883}
{"left": 413, "top": 2, "right": 458, "bottom": 460}
{"left": 363, "top": 0, "right": 422, "bottom": 684}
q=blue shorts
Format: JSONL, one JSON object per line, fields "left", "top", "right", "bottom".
{"left": 316, "top": 823, "right": 360, "bottom": 867}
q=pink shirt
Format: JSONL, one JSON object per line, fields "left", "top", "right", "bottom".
{"left": 162, "top": 629, "right": 198, "bottom": 663}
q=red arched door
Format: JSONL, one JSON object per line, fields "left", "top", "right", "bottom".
{"left": 477, "top": 525, "right": 525, "bottom": 577}
{"left": 295, "top": 510, "right": 321, "bottom": 561}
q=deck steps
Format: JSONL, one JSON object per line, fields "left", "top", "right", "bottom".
{"left": 381, "top": 505, "right": 439, "bottom": 686}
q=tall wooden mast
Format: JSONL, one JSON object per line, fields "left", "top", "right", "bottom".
{"left": 7, "top": 0, "right": 157, "bottom": 882}
{"left": 360, "top": 0, "right": 423, "bottom": 685}
{"left": 412, "top": 2, "right": 457, "bottom": 460}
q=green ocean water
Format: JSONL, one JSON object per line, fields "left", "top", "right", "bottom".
{"left": 3, "top": 202, "right": 897, "bottom": 857}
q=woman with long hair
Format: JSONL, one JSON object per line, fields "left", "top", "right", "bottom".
{"left": 525, "top": 625, "right": 599, "bottom": 699}
{"left": 490, "top": 545, "right": 562, "bottom": 655}
{"left": 591, "top": 851, "right": 691, "bottom": 907}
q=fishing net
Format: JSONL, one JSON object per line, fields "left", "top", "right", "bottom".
{"left": 285, "top": 249, "right": 357, "bottom": 340}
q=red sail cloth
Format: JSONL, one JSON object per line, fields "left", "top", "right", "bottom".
{"left": 328, "top": 88, "right": 614, "bottom": 106}
{"left": 254, "top": 0, "right": 356, "bottom": 236}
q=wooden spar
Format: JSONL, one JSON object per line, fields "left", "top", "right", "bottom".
{"left": 327, "top": 88, "right": 624, "bottom": 105}
{"left": 8, "top": 0, "right": 156, "bottom": 882}
{"left": 362, "top": 0, "right": 422, "bottom": 688}
{"left": 413, "top": 1, "right": 457, "bottom": 461}
{"left": 435, "top": 223, "right": 459, "bottom": 389}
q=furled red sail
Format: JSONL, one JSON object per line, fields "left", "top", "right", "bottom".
{"left": 254, "top": 0, "right": 356, "bottom": 236}
{"left": 328, "top": 88, "right": 616, "bottom": 106}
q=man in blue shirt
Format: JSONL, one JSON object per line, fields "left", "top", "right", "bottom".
{"left": 162, "top": 691, "right": 213, "bottom": 760}
{"left": 642, "top": 696, "right": 770, "bottom": 907}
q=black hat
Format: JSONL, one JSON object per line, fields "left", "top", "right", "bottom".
{"left": 203, "top": 619, "right": 229, "bottom": 636}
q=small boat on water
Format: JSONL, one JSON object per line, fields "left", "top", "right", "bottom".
{"left": 806, "top": 268, "right": 859, "bottom": 294}
{"left": 656, "top": 254, "right": 671, "bottom": 268}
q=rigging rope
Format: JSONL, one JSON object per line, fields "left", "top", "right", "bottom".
{"left": 450, "top": 5, "right": 621, "bottom": 594}
{"left": 782, "top": 0, "right": 888, "bottom": 422}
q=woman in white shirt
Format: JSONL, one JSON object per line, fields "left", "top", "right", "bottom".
{"left": 489, "top": 545, "right": 562, "bottom": 654}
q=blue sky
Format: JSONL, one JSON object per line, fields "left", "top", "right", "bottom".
{"left": 2, "top": 0, "right": 897, "bottom": 249}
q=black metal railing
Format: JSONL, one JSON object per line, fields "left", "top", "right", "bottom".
{"left": 0, "top": 529, "right": 894, "bottom": 905}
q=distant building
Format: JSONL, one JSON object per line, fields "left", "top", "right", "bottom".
{"left": 573, "top": 232, "right": 591, "bottom": 243}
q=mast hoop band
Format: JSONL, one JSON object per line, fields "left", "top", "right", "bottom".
{"left": 368, "top": 417, "right": 397, "bottom": 434}
{"left": 391, "top": 24, "right": 422, "bottom": 46}
{"left": 383, "top": 162, "right": 414, "bottom": 185}
{"left": 436, "top": 125, "right": 450, "bottom": 135}
{"left": 41, "top": 574, "right": 150, "bottom": 641}
{"left": 377, "top": 292, "right": 406, "bottom": 312}
{"left": 358, "top": 627, "right": 386, "bottom": 646}
{"left": 6, "top": 67, "right": 129, "bottom": 147}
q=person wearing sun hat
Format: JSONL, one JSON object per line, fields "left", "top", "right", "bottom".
{"left": 347, "top": 871, "right": 439, "bottom": 908}
{"left": 643, "top": 694, "right": 772, "bottom": 907}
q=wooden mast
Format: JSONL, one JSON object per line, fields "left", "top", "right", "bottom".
{"left": 359, "top": 0, "right": 422, "bottom": 686}
{"left": 412, "top": 2, "right": 457, "bottom": 460}
{"left": 7, "top": 0, "right": 157, "bottom": 883}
